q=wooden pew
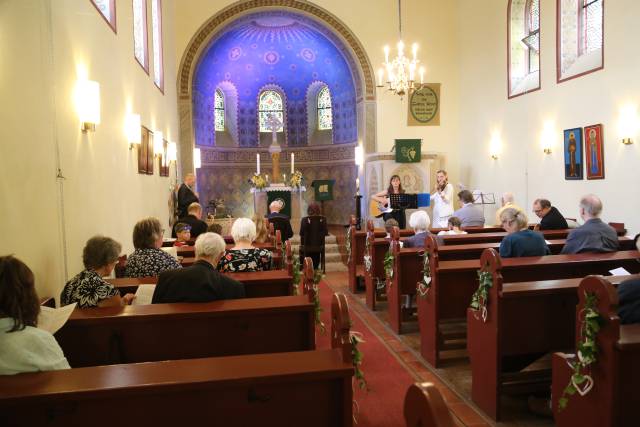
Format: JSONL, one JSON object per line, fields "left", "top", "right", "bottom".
{"left": 404, "top": 382, "right": 461, "bottom": 427}
{"left": 107, "top": 269, "right": 294, "bottom": 298}
{"left": 552, "top": 276, "right": 640, "bottom": 427}
{"left": 418, "top": 242, "right": 640, "bottom": 367}
{"left": 55, "top": 294, "right": 315, "bottom": 368}
{"left": 364, "top": 220, "right": 392, "bottom": 310}
{"left": 440, "top": 228, "right": 626, "bottom": 246}
{"left": 176, "top": 241, "right": 276, "bottom": 258}
{"left": 181, "top": 231, "right": 283, "bottom": 268}
{"left": 466, "top": 248, "right": 637, "bottom": 420}
{"left": 0, "top": 293, "right": 354, "bottom": 427}
{"left": 349, "top": 215, "right": 382, "bottom": 293}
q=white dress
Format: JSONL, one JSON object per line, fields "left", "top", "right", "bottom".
{"left": 431, "top": 183, "right": 454, "bottom": 228}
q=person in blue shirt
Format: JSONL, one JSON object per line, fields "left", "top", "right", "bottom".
{"left": 499, "top": 207, "right": 550, "bottom": 258}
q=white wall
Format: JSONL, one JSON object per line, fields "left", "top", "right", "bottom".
{"left": 457, "top": 0, "right": 640, "bottom": 235}
{"left": 0, "top": 0, "right": 180, "bottom": 300}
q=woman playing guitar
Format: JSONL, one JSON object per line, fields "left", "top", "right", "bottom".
{"left": 371, "top": 175, "right": 406, "bottom": 229}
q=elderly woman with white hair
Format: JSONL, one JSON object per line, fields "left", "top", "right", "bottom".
{"left": 499, "top": 207, "right": 550, "bottom": 258}
{"left": 217, "top": 218, "right": 272, "bottom": 272}
{"left": 151, "top": 232, "right": 245, "bottom": 303}
{"left": 403, "top": 210, "right": 432, "bottom": 248}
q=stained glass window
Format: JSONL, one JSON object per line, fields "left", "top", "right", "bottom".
{"left": 258, "top": 90, "right": 284, "bottom": 133}
{"left": 91, "top": 0, "right": 116, "bottom": 32}
{"left": 215, "top": 89, "right": 225, "bottom": 131}
{"left": 522, "top": 0, "right": 540, "bottom": 74}
{"left": 151, "top": 0, "right": 163, "bottom": 90}
{"left": 133, "top": 0, "right": 148, "bottom": 72}
{"left": 582, "top": 0, "right": 602, "bottom": 54}
{"left": 317, "top": 86, "right": 333, "bottom": 130}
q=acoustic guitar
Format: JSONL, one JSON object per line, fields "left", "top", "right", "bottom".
{"left": 369, "top": 199, "right": 394, "bottom": 218}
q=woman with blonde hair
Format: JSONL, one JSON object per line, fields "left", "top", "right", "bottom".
{"left": 431, "top": 169, "right": 454, "bottom": 228}
{"left": 252, "top": 214, "right": 269, "bottom": 244}
{"left": 499, "top": 207, "right": 549, "bottom": 258}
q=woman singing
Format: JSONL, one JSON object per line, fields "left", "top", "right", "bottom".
{"left": 372, "top": 175, "right": 406, "bottom": 229}
{"left": 431, "top": 169, "right": 454, "bottom": 228}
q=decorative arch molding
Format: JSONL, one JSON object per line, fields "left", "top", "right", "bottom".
{"left": 177, "top": 0, "right": 378, "bottom": 176}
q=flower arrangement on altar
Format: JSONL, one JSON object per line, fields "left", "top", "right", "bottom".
{"left": 289, "top": 170, "right": 303, "bottom": 189}
{"left": 249, "top": 173, "right": 267, "bottom": 190}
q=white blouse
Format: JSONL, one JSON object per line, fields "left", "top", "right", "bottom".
{"left": 0, "top": 317, "right": 70, "bottom": 375}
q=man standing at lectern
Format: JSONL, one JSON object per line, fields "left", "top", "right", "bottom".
{"left": 266, "top": 200, "right": 293, "bottom": 241}
{"left": 177, "top": 173, "right": 199, "bottom": 219}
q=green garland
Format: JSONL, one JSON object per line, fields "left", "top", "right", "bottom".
{"left": 469, "top": 270, "right": 493, "bottom": 322}
{"left": 350, "top": 329, "right": 367, "bottom": 390}
{"left": 281, "top": 244, "right": 286, "bottom": 269}
{"left": 363, "top": 235, "right": 372, "bottom": 272}
{"left": 416, "top": 251, "right": 432, "bottom": 298}
{"left": 558, "top": 292, "right": 603, "bottom": 411}
{"left": 346, "top": 227, "right": 352, "bottom": 265}
{"left": 383, "top": 244, "right": 394, "bottom": 279}
{"left": 291, "top": 256, "right": 301, "bottom": 295}
{"left": 313, "top": 269, "right": 326, "bottom": 333}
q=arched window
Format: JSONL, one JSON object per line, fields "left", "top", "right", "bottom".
{"left": 317, "top": 86, "right": 333, "bottom": 130}
{"left": 214, "top": 89, "right": 225, "bottom": 131}
{"left": 557, "top": 0, "right": 603, "bottom": 82}
{"left": 132, "top": 0, "right": 148, "bottom": 72}
{"left": 508, "top": 0, "right": 540, "bottom": 98}
{"left": 258, "top": 90, "right": 284, "bottom": 133}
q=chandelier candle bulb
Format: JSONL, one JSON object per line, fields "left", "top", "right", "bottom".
{"left": 384, "top": 45, "right": 390, "bottom": 63}
{"left": 256, "top": 153, "right": 260, "bottom": 175}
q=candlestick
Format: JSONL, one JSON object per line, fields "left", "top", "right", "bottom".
{"left": 256, "top": 153, "right": 260, "bottom": 175}
{"left": 291, "top": 153, "right": 294, "bottom": 174}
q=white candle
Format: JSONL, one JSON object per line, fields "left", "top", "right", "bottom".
{"left": 256, "top": 153, "right": 260, "bottom": 175}
{"left": 266, "top": 174, "right": 269, "bottom": 183}
{"left": 356, "top": 177, "right": 360, "bottom": 188}
{"left": 291, "top": 153, "right": 295, "bottom": 174}
{"left": 283, "top": 173, "right": 286, "bottom": 182}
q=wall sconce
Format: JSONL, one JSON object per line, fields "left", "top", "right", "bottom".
{"left": 75, "top": 80, "right": 100, "bottom": 132}
{"left": 153, "top": 131, "right": 164, "bottom": 157}
{"left": 354, "top": 145, "right": 364, "bottom": 167}
{"left": 618, "top": 104, "right": 638, "bottom": 145}
{"left": 167, "top": 142, "right": 177, "bottom": 162}
{"left": 489, "top": 132, "right": 501, "bottom": 160}
{"left": 541, "top": 121, "right": 555, "bottom": 154}
{"left": 125, "top": 113, "right": 141, "bottom": 149}
{"left": 193, "top": 148, "right": 201, "bottom": 169}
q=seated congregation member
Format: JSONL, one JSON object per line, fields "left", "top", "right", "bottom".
{"left": 561, "top": 194, "right": 619, "bottom": 254}
{"left": 173, "top": 223, "right": 191, "bottom": 247}
{"left": 437, "top": 216, "right": 468, "bottom": 236}
{"left": 494, "top": 192, "right": 522, "bottom": 226}
{"left": 125, "top": 217, "right": 181, "bottom": 278}
{"left": 266, "top": 200, "right": 293, "bottom": 241}
{"left": 207, "top": 222, "right": 223, "bottom": 235}
{"left": 299, "top": 203, "right": 328, "bottom": 269}
{"left": 617, "top": 237, "right": 640, "bottom": 324}
{"left": 532, "top": 198, "right": 568, "bottom": 230}
{"left": 61, "top": 236, "right": 135, "bottom": 307}
{"left": 0, "top": 256, "right": 70, "bottom": 375}
{"left": 174, "top": 202, "right": 207, "bottom": 238}
{"left": 403, "top": 210, "right": 431, "bottom": 248}
{"left": 384, "top": 218, "right": 399, "bottom": 239}
{"left": 499, "top": 207, "right": 550, "bottom": 258}
{"left": 218, "top": 218, "right": 272, "bottom": 273}
{"left": 252, "top": 213, "right": 269, "bottom": 243}
{"left": 152, "top": 233, "right": 245, "bottom": 303}
{"left": 453, "top": 190, "right": 485, "bottom": 227}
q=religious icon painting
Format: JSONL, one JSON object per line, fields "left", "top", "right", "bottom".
{"left": 563, "top": 128, "right": 583, "bottom": 180}
{"left": 584, "top": 124, "right": 604, "bottom": 180}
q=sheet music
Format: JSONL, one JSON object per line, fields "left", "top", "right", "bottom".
{"left": 609, "top": 267, "right": 631, "bottom": 276}
{"left": 37, "top": 303, "right": 76, "bottom": 334}
{"left": 133, "top": 284, "right": 156, "bottom": 305}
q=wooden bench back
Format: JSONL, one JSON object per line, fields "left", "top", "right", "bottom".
{"left": 404, "top": 383, "right": 460, "bottom": 427}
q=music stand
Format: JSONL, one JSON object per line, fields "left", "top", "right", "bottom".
{"left": 390, "top": 194, "right": 418, "bottom": 210}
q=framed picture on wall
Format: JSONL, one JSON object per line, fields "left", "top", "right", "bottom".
{"left": 159, "top": 139, "right": 169, "bottom": 177}
{"left": 563, "top": 128, "right": 583, "bottom": 180}
{"left": 146, "top": 129, "right": 154, "bottom": 175}
{"left": 584, "top": 124, "right": 604, "bottom": 180}
{"left": 138, "top": 126, "right": 150, "bottom": 174}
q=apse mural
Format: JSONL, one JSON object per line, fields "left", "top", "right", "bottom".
{"left": 192, "top": 11, "right": 358, "bottom": 147}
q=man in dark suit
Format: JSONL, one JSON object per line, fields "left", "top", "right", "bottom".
{"left": 174, "top": 202, "right": 208, "bottom": 238}
{"left": 177, "top": 173, "right": 199, "bottom": 219}
{"left": 266, "top": 200, "right": 293, "bottom": 241}
{"left": 532, "top": 198, "right": 569, "bottom": 230}
{"left": 561, "top": 194, "right": 619, "bottom": 254}
{"left": 152, "top": 232, "right": 245, "bottom": 303}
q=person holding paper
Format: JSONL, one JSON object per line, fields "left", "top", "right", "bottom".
{"left": 431, "top": 170, "right": 454, "bottom": 228}
{"left": 499, "top": 208, "right": 550, "bottom": 258}
{"left": 0, "top": 256, "right": 70, "bottom": 375}
{"left": 62, "top": 236, "right": 135, "bottom": 308}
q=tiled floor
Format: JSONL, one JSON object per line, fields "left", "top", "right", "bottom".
{"left": 323, "top": 271, "right": 556, "bottom": 427}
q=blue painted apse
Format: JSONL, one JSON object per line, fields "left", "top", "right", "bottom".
{"left": 193, "top": 12, "right": 358, "bottom": 147}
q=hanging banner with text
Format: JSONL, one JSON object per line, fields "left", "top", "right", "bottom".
{"left": 395, "top": 139, "right": 422, "bottom": 163}
{"left": 407, "top": 83, "right": 440, "bottom": 126}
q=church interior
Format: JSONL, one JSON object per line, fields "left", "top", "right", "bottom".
{"left": 1, "top": 0, "right": 639, "bottom": 426}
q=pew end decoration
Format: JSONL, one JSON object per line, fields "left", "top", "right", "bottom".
{"left": 469, "top": 249, "right": 499, "bottom": 323}
{"left": 249, "top": 173, "right": 267, "bottom": 190}
{"left": 288, "top": 170, "right": 303, "bottom": 189}
{"left": 384, "top": 226, "right": 400, "bottom": 280}
{"left": 363, "top": 220, "right": 374, "bottom": 273}
{"left": 404, "top": 382, "right": 458, "bottom": 427}
{"left": 304, "top": 257, "right": 325, "bottom": 333}
{"left": 555, "top": 276, "right": 614, "bottom": 413}
{"left": 416, "top": 234, "right": 437, "bottom": 298}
